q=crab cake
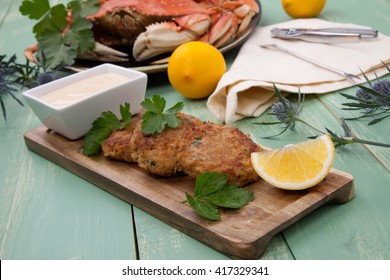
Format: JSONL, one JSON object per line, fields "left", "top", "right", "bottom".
{"left": 130, "top": 112, "right": 203, "bottom": 177}
{"left": 102, "top": 114, "right": 142, "bottom": 163}
{"left": 177, "top": 122, "right": 262, "bottom": 186}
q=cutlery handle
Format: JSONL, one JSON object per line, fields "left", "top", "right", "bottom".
{"left": 294, "top": 33, "right": 361, "bottom": 44}
{"left": 271, "top": 28, "right": 378, "bottom": 44}
{"left": 260, "top": 44, "right": 359, "bottom": 81}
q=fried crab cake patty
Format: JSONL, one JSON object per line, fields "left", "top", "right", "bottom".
{"left": 130, "top": 113, "right": 204, "bottom": 177}
{"left": 102, "top": 114, "right": 142, "bottom": 163}
{"left": 177, "top": 122, "right": 262, "bottom": 186}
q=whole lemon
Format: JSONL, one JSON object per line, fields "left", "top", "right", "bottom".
{"left": 282, "top": 0, "right": 326, "bottom": 18}
{"left": 168, "top": 42, "right": 226, "bottom": 99}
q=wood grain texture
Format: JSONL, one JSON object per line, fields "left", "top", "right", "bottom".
{"left": 2, "top": 0, "right": 389, "bottom": 261}
{"left": 0, "top": 111, "right": 137, "bottom": 260}
{"left": 24, "top": 126, "right": 354, "bottom": 259}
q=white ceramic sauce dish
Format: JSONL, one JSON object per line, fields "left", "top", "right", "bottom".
{"left": 23, "top": 63, "right": 147, "bottom": 140}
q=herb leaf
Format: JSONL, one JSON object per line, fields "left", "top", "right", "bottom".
{"left": 141, "top": 111, "right": 166, "bottom": 134}
{"left": 19, "top": 0, "right": 50, "bottom": 20}
{"left": 37, "top": 24, "right": 77, "bottom": 68}
{"left": 186, "top": 194, "right": 220, "bottom": 221}
{"left": 120, "top": 102, "right": 132, "bottom": 126}
{"left": 194, "top": 172, "right": 227, "bottom": 197}
{"left": 208, "top": 183, "right": 254, "bottom": 208}
{"left": 20, "top": 0, "right": 100, "bottom": 69}
{"left": 141, "top": 95, "right": 184, "bottom": 134}
{"left": 185, "top": 172, "right": 254, "bottom": 221}
{"left": 83, "top": 102, "right": 131, "bottom": 155}
{"left": 141, "top": 95, "right": 166, "bottom": 113}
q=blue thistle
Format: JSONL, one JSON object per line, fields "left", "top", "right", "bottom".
{"left": 355, "top": 87, "right": 372, "bottom": 102}
{"left": 269, "top": 85, "right": 305, "bottom": 131}
{"left": 0, "top": 55, "right": 24, "bottom": 121}
{"left": 372, "top": 79, "right": 390, "bottom": 107}
{"left": 0, "top": 53, "right": 62, "bottom": 122}
{"left": 36, "top": 71, "right": 57, "bottom": 86}
{"left": 341, "top": 65, "right": 390, "bottom": 125}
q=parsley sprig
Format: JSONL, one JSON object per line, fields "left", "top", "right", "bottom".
{"left": 184, "top": 172, "right": 254, "bottom": 221}
{"left": 141, "top": 95, "right": 184, "bottom": 134}
{"left": 82, "top": 96, "right": 185, "bottom": 155}
{"left": 19, "top": 0, "right": 100, "bottom": 69}
{"left": 83, "top": 102, "right": 132, "bottom": 155}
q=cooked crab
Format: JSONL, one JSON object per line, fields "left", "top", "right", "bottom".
{"left": 89, "top": 0, "right": 260, "bottom": 61}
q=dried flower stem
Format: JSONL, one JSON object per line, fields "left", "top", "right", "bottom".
{"left": 254, "top": 84, "right": 390, "bottom": 148}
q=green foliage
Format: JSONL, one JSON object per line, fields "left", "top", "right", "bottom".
{"left": 185, "top": 172, "right": 254, "bottom": 221}
{"left": 19, "top": 0, "right": 100, "bottom": 69}
{"left": 83, "top": 102, "right": 132, "bottom": 155}
{"left": 141, "top": 95, "right": 184, "bottom": 134}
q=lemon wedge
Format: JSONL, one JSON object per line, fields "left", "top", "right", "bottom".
{"left": 251, "top": 134, "right": 335, "bottom": 190}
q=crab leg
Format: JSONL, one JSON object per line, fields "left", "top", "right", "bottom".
{"left": 78, "top": 42, "right": 129, "bottom": 62}
{"left": 208, "top": 13, "right": 238, "bottom": 47}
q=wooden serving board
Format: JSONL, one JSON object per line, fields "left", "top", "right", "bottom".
{"left": 24, "top": 126, "right": 355, "bottom": 259}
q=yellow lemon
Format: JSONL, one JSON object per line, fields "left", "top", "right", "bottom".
{"left": 168, "top": 41, "right": 226, "bottom": 99}
{"left": 282, "top": 0, "right": 326, "bottom": 18}
{"left": 251, "top": 134, "right": 335, "bottom": 190}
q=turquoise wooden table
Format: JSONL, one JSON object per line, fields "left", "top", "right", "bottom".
{"left": 1, "top": 0, "right": 389, "bottom": 260}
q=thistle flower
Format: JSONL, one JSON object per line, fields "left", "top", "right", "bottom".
{"left": 0, "top": 55, "right": 24, "bottom": 121}
{"left": 372, "top": 79, "right": 390, "bottom": 106}
{"left": 0, "top": 53, "right": 62, "bottom": 122}
{"left": 254, "top": 84, "right": 390, "bottom": 148}
{"left": 341, "top": 65, "right": 390, "bottom": 125}
{"left": 254, "top": 84, "right": 322, "bottom": 138}
{"left": 35, "top": 71, "right": 57, "bottom": 86}
{"left": 270, "top": 93, "right": 303, "bottom": 129}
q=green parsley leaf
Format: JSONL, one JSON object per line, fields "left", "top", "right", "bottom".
{"left": 186, "top": 193, "right": 220, "bottom": 221}
{"left": 194, "top": 172, "right": 227, "bottom": 197}
{"left": 208, "top": 183, "right": 254, "bottom": 208}
{"left": 19, "top": 0, "right": 50, "bottom": 20}
{"left": 185, "top": 172, "right": 254, "bottom": 221}
{"left": 141, "top": 110, "right": 166, "bottom": 135}
{"left": 83, "top": 102, "right": 131, "bottom": 155}
{"left": 141, "top": 95, "right": 184, "bottom": 134}
{"left": 37, "top": 25, "right": 77, "bottom": 68}
{"left": 120, "top": 102, "right": 132, "bottom": 126}
{"left": 141, "top": 95, "right": 166, "bottom": 113}
{"left": 20, "top": 0, "right": 100, "bottom": 69}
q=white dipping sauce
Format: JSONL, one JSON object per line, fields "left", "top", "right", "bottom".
{"left": 40, "top": 72, "right": 131, "bottom": 107}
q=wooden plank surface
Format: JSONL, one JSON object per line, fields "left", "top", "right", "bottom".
{"left": 1, "top": 0, "right": 389, "bottom": 261}
{"left": 24, "top": 126, "right": 354, "bottom": 259}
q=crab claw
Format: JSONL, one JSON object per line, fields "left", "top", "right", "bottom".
{"left": 24, "top": 44, "right": 39, "bottom": 63}
{"left": 222, "top": 0, "right": 260, "bottom": 36}
{"left": 78, "top": 42, "right": 129, "bottom": 62}
{"left": 133, "top": 14, "right": 211, "bottom": 62}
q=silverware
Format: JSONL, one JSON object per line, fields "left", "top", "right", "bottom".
{"left": 271, "top": 27, "right": 378, "bottom": 44}
{"left": 259, "top": 43, "right": 361, "bottom": 82}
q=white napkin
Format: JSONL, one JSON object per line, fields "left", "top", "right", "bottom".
{"left": 207, "top": 18, "right": 390, "bottom": 123}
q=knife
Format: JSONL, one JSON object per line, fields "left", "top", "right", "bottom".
{"left": 271, "top": 27, "right": 378, "bottom": 43}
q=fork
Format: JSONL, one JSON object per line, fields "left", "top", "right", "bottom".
{"left": 259, "top": 43, "right": 361, "bottom": 82}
